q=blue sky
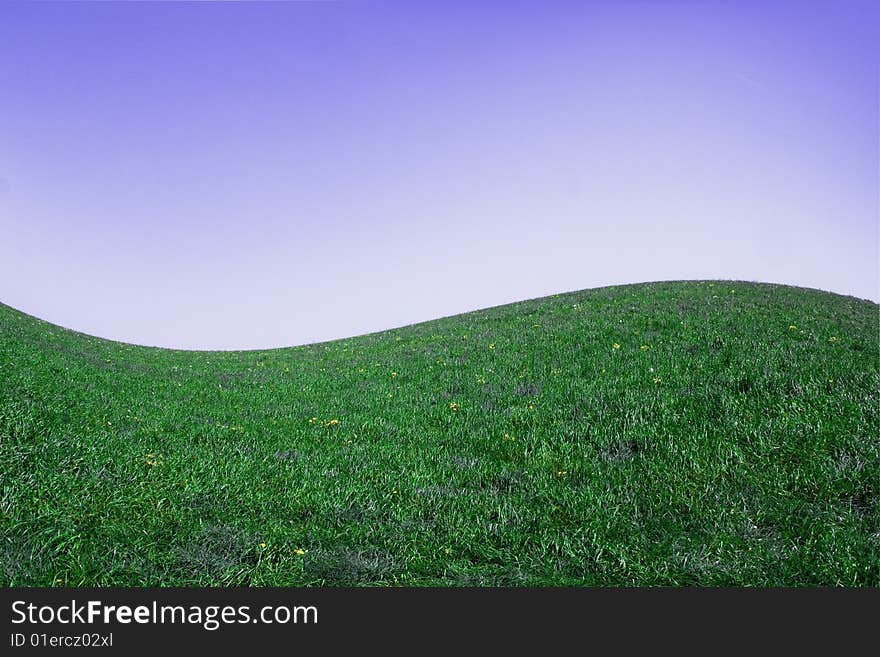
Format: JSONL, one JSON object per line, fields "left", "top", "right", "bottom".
{"left": 1, "top": 1, "right": 877, "bottom": 349}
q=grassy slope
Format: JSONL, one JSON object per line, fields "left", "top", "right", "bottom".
{"left": 1, "top": 280, "right": 878, "bottom": 586}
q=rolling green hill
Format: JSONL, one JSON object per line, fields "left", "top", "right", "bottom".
{"left": 1, "top": 280, "right": 878, "bottom": 586}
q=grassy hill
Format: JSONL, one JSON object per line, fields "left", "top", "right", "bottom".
{"left": 1, "top": 280, "right": 878, "bottom": 586}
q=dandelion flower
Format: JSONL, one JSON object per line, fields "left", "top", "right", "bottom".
{"left": 788, "top": 325, "right": 798, "bottom": 331}
{"left": 489, "top": 343, "right": 496, "bottom": 350}
{"left": 828, "top": 336, "right": 838, "bottom": 343}
{"left": 448, "top": 402, "right": 460, "bottom": 412}
{"left": 612, "top": 343, "right": 620, "bottom": 350}
{"left": 640, "top": 345, "right": 649, "bottom": 350}
{"left": 325, "top": 418, "right": 339, "bottom": 427}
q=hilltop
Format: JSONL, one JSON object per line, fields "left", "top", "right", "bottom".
{"left": 1, "top": 280, "right": 878, "bottom": 585}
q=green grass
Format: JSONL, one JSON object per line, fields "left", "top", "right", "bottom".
{"left": 1, "top": 280, "right": 878, "bottom": 586}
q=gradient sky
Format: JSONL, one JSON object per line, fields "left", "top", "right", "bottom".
{"left": 1, "top": 1, "right": 877, "bottom": 349}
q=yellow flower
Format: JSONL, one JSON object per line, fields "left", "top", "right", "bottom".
{"left": 533, "top": 324, "right": 541, "bottom": 328}
{"left": 653, "top": 377, "right": 662, "bottom": 384}
{"left": 828, "top": 336, "right": 838, "bottom": 343}
{"left": 489, "top": 343, "right": 496, "bottom": 350}
{"left": 556, "top": 470, "right": 568, "bottom": 478}
{"left": 612, "top": 343, "right": 620, "bottom": 350}
{"left": 284, "top": 366, "right": 290, "bottom": 372}
{"left": 448, "top": 402, "right": 460, "bottom": 412}
{"left": 259, "top": 542, "right": 267, "bottom": 549}
{"left": 391, "top": 371, "right": 398, "bottom": 377}
{"left": 325, "top": 418, "right": 340, "bottom": 427}
{"left": 308, "top": 416, "right": 317, "bottom": 424}
{"left": 788, "top": 325, "right": 798, "bottom": 330}
{"left": 640, "top": 344, "right": 649, "bottom": 350}
{"left": 293, "top": 549, "right": 306, "bottom": 556}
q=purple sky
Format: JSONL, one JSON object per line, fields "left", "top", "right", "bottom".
{"left": 1, "top": 1, "right": 877, "bottom": 350}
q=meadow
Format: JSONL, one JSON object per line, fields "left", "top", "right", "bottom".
{"left": 1, "top": 280, "right": 878, "bottom": 585}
